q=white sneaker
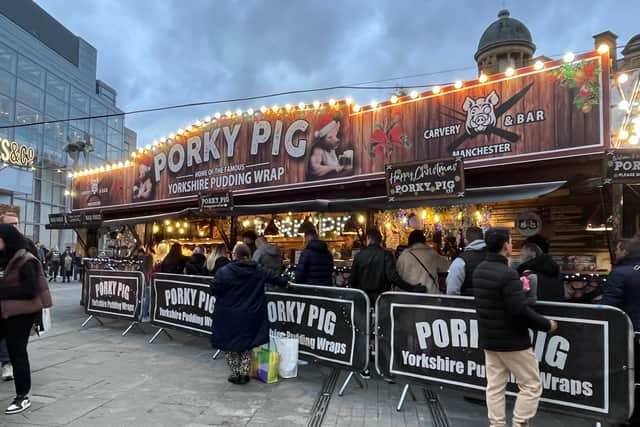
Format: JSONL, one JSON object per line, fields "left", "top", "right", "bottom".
{"left": 1, "top": 364, "right": 13, "bottom": 381}
{"left": 5, "top": 396, "right": 30, "bottom": 415}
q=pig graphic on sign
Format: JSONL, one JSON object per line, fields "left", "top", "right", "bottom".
{"left": 462, "top": 90, "right": 500, "bottom": 134}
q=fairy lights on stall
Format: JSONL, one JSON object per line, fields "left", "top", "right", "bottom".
{"left": 64, "top": 49, "right": 612, "bottom": 178}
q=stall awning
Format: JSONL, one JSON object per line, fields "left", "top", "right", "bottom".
{"left": 325, "top": 180, "right": 567, "bottom": 211}
{"left": 100, "top": 181, "right": 566, "bottom": 225}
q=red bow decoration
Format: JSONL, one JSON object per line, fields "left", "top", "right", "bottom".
{"left": 369, "top": 121, "right": 410, "bottom": 158}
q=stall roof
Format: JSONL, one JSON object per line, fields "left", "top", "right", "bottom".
{"left": 101, "top": 181, "right": 566, "bottom": 225}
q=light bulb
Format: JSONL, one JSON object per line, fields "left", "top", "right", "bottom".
{"left": 432, "top": 85, "right": 441, "bottom": 94}
{"left": 630, "top": 135, "right": 639, "bottom": 145}
{"left": 563, "top": 52, "right": 575, "bottom": 63}
{"left": 370, "top": 100, "right": 378, "bottom": 109}
{"left": 247, "top": 108, "right": 254, "bottom": 115}
{"left": 177, "top": 128, "right": 184, "bottom": 135}
{"left": 617, "top": 73, "right": 629, "bottom": 84}
{"left": 169, "top": 133, "right": 175, "bottom": 139}
{"left": 534, "top": 60, "right": 544, "bottom": 70}
{"left": 619, "top": 100, "right": 630, "bottom": 111}
{"left": 298, "top": 102, "right": 306, "bottom": 110}
{"left": 186, "top": 125, "right": 193, "bottom": 132}
{"left": 345, "top": 97, "right": 353, "bottom": 105}
{"left": 479, "top": 74, "right": 488, "bottom": 83}
{"left": 271, "top": 105, "right": 279, "bottom": 113}
{"left": 597, "top": 44, "right": 609, "bottom": 54}
{"left": 236, "top": 109, "right": 243, "bottom": 116}
{"left": 225, "top": 110, "right": 232, "bottom": 118}
{"left": 505, "top": 67, "right": 515, "bottom": 77}
{"left": 313, "top": 100, "right": 321, "bottom": 109}
{"left": 328, "top": 98, "right": 336, "bottom": 106}
{"left": 390, "top": 95, "right": 399, "bottom": 104}
{"left": 454, "top": 80, "right": 463, "bottom": 89}
{"left": 145, "top": 144, "right": 151, "bottom": 150}
{"left": 214, "top": 112, "right": 221, "bottom": 119}
{"left": 353, "top": 104, "right": 361, "bottom": 112}
{"left": 410, "top": 90, "right": 419, "bottom": 99}
{"left": 160, "top": 137, "right": 167, "bottom": 143}
{"left": 204, "top": 116, "right": 211, "bottom": 122}
{"left": 260, "top": 106, "right": 267, "bottom": 113}
{"left": 619, "top": 129, "right": 630, "bottom": 140}
{"left": 285, "top": 104, "right": 292, "bottom": 111}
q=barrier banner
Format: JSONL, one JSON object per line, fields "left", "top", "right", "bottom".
{"left": 150, "top": 273, "right": 215, "bottom": 335}
{"left": 267, "top": 284, "right": 370, "bottom": 371}
{"left": 376, "top": 293, "right": 634, "bottom": 422}
{"left": 85, "top": 270, "right": 143, "bottom": 320}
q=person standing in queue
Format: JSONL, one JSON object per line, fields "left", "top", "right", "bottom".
{"left": 446, "top": 226, "right": 487, "bottom": 296}
{"left": 350, "top": 229, "right": 425, "bottom": 380}
{"left": 159, "top": 243, "right": 187, "bottom": 274}
{"left": 396, "top": 230, "right": 450, "bottom": 294}
{"left": 253, "top": 236, "right": 283, "bottom": 276}
{"left": 210, "top": 243, "right": 288, "bottom": 385}
{"left": 601, "top": 237, "right": 640, "bottom": 426}
{"left": 473, "top": 228, "right": 557, "bottom": 427}
{"left": 517, "top": 243, "right": 564, "bottom": 301}
{"left": 205, "top": 245, "right": 230, "bottom": 276}
{"left": 241, "top": 230, "right": 258, "bottom": 255}
{"left": 185, "top": 247, "right": 207, "bottom": 276}
{"left": 61, "top": 247, "right": 73, "bottom": 283}
{"left": 295, "top": 229, "right": 334, "bottom": 286}
{"left": 0, "top": 224, "right": 53, "bottom": 414}
{"left": 46, "top": 247, "right": 61, "bottom": 282}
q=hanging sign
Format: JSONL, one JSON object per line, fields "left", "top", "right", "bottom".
{"left": 376, "top": 293, "right": 634, "bottom": 422}
{"left": 47, "top": 213, "right": 67, "bottom": 229}
{"left": 515, "top": 211, "right": 543, "bottom": 237}
{"left": 266, "top": 284, "right": 370, "bottom": 371}
{"left": 200, "top": 191, "right": 233, "bottom": 211}
{"left": 85, "top": 270, "right": 143, "bottom": 320}
{"left": 603, "top": 149, "right": 640, "bottom": 183}
{"left": 386, "top": 158, "right": 464, "bottom": 201}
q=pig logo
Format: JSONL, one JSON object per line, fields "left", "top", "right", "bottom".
{"left": 90, "top": 178, "right": 99, "bottom": 195}
{"left": 462, "top": 90, "right": 500, "bottom": 134}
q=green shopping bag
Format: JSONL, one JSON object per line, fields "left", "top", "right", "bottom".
{"left": 250, "top": 339, "right": 279, "bottom": 384}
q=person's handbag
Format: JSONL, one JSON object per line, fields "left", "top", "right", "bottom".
{"left": 273, "top": 336, "right": 299, "bottom": 378}
{"left": 250, "top": 339, "right": 280, "bottom": 383}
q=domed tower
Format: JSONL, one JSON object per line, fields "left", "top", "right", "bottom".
{"left": 620, "top": 34, "right": 640, "bottom": 70}
{"left": 475, "top": 9, "right": 536, "bottom": 75}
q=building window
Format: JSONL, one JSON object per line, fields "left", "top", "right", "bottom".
{"left": 0, "top": 69, "right": 15, "bottom": 98}
{"left": 45, "top": 94, "right": 68, "bottom": 119}
{"left": 70, "top": 107, "right": 89, "bottom": 132}
{"left": 0, "top": 42, "right": 16, "bottom": 74}
{"left": 16, "top": 79, "right": 44, "bottom": 110}
{"left": 90, "top": 118, "right": 107, "bottom": 141}
{"left": 15, "top": 102, "right": 43, "bottom": 149}
{"left": 97, "top": 85, "right": 116, "bottom": 105}
{"left": 70, "top": 87, "right": 89, "bottom": 113}
{"left": 91, "top": 99, "right": 107, "bottom": 116}
{"left": 46, "top": 73, "right": 69, "bottom": 102}
{"left": 0, "top": 94, "right": 14, "bottom": 123}
{"left": 17, "top": 56, "right": 44, "bottom": 88}
{"left": 108, "top": 113, "right": 123, "bottom": 131}
{"left": 108, "top": 128, "right": 122, "bottom": 147}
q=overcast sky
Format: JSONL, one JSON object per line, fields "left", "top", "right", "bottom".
{"left": 36, "top": 0, "right": 639, "bottom": 148}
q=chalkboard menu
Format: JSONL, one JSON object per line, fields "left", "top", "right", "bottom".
{"left": 603, "top": 149, "right": 640, "bottom": 183}
{"left": 200, "top": 192, "right": 232, "bottom": 211}
{"left": 385, "top": 158, "right": 464, "bottom": 201}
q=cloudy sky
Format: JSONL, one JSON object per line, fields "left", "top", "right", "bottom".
{"left": 37, "top": 0, "right": 639, "bottom": 148}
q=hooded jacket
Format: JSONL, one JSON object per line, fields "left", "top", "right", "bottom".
{"left": 602, "top": 252, "right": 640, "bottom": 331}
{"left": 252, "top": 243, "right": 283, "bottom": 275}
{"left": 210, "top": 260, "right": 287, "bottom": 351}
{"left": 517, "top": 254, "right": 564, "bottom": 301}
{"left": 295, "top": 239, "right": 334, "bottom": 286}
{"left": 185, "top": 253, "right": 207, "bottom": 276}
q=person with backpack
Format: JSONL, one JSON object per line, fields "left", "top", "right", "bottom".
{"left": 446, "top": 226, "right": 487, "bottom": 296}
{"left": 396, "top": 230, "right": 450, "bottom": 294}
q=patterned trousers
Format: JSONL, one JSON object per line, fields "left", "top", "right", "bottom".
{"left": 225, "top": 351, "right": 252, "bottom": 376}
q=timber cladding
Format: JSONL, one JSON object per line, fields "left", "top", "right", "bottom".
{"left": 71, "top": 53, "right": 607, "bottom": 212}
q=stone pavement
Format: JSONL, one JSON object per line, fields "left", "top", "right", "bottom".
{"left": 0, "top": 282, "right": 603, "bottom": 426}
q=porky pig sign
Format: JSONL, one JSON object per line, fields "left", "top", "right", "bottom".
{"left": 71, "top": 53, "right": 606, "bottom": 210}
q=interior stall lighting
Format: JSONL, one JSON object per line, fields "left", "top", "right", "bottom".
{"left": 152, "top": 224, "right": 160, "bottom": 234}
{"left": 617, "top": 73, "right": 629, "bottom": 84}
{"left": 357, "top": 215, "right": 365, "bottom": 224}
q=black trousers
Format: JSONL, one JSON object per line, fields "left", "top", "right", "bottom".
{"left": 0, "top": 313, "right": 36, "bottom": 397}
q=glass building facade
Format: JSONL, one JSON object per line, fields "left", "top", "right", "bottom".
{"left": 0, "top": 2, "right": 131, "bottom": 249}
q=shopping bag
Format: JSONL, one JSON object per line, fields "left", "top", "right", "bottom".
{"left": 250, "top": 341, "right": 279, "bottom": 383}
{"left": 41, "top": 308, "right": 52, "bottom": 333}
{"left": 273, "top": 336, "right": 298, "bottom": 378}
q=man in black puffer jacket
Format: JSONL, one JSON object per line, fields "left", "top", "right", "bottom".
{"left": 473, "top": 228, "right": 557, "bottom": 427}
{"left": 295, "top": 229, "right": 334, "bottom": 286}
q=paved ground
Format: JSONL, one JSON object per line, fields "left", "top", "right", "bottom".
{"left": 0, "top": 281, "right": 604, "bottom": 426}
